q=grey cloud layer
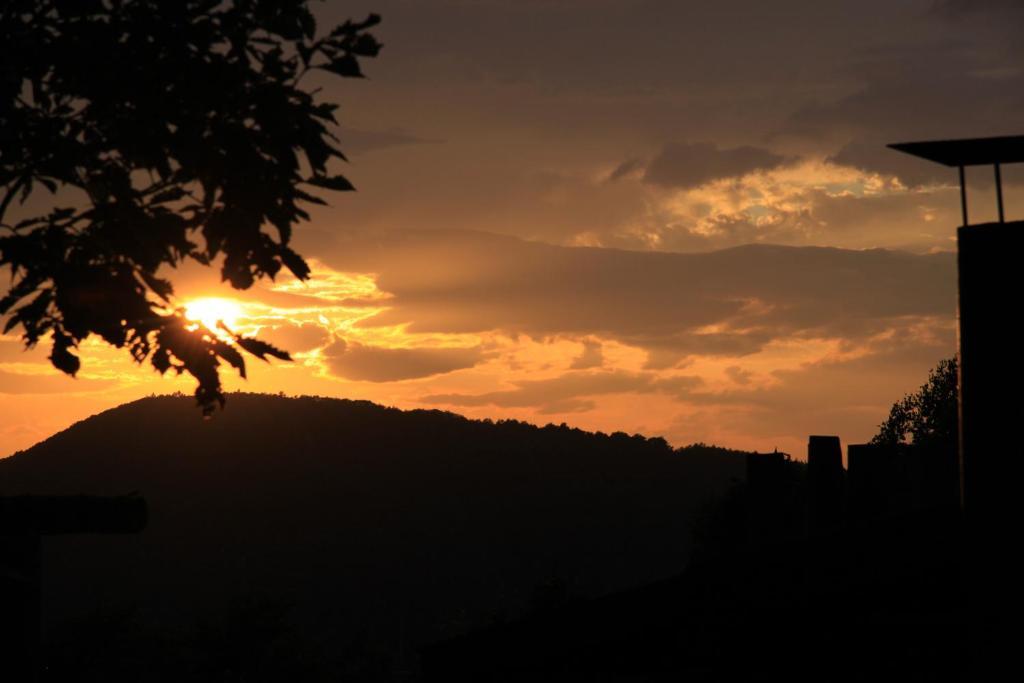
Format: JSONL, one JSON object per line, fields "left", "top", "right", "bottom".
{"left": 680, "top": 324, "right": 956, "bottom": 442}
{"left": 319, "top": 230, "right": 955, "bottom": 358}
{"left": 777, "top": 2, "right": 1024, "bottom": 181}
{"left": 336, "top": 126, "right": 439, "bottom": 156}
{"left": 323, "top": 338, "right": 484, "bottom": 382}
{"left": 303, "top": 0, "right": 1023, "bottom": 253}
{"left": 570, "top": 339, "right": 604, "bottom": 370}
{"left": 640, "top": 143, "right": 789, "bottom": 189}
{"left": 423, "top": 370, "right": 702, "bottom": 411}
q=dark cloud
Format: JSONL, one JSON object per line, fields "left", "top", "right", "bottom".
{"left": 607, "top": 158, "right": 643, "bottom": 182}
{"left": 783, "top": 73, "right": 1024, "bottom": 149}
{"left": 807, "top": 87, "right": 1023, "bottom": 188}
{"left": 256, "top": 322, "right": 330, "bottom": 354}
{"left": 322, "top": 338, "right": 484, "bottom": 382}
{"left": 293, "top": 1, "right": 1023, "bottom": 253}
{"left": 682, "top": 323, "right": 956, "bottom": 443}
{"left": 725, "top": 366, "right": 753, "bottom": 386}
{"left": 329, "top": 230, "right": 956, "bottom": 358}
{"left": 336, "top": 126, "right": 439, "bottom": 156}
{"left": 780, "top": 4, "right": 1024, "bottom": 182}
{"left": 537, "top": 398, "right": 597, "bottom": 415}
{"left": 802, "top": 188, "right": 962, "bottom": 250}
{"left": 931, "top": 0, "right": 1024, "bottom": 15}
{"left": 322, "top": 1, "right": 907, "bottom": 95}
{"left": 642, "top": 142, "right": 789, "bottom": 189}
{"left": 569, "top": 339, "right": 603, "bottom": 369}
{"left": 828, "top": 141, "right": 949, "bottom": 188}
{"left": 423, "top": 370, "right": 702, "bottom": 410}
{"left": 600, "top": 182, "right": 965, "bottom": 255}
{"left": 648, "top": 209, "right": 821, "bottom": 253}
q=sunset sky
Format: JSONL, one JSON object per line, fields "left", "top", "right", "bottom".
{"left": 2, "top": 0, "right": 1022, "bottom": 457}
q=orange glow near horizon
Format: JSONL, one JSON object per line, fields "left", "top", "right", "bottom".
{"left": 0, "top": 253, "right": 957, "bottom": 460}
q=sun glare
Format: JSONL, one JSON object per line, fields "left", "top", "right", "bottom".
{"left": 184, "top": 297, "right": 244, "bottom": 333}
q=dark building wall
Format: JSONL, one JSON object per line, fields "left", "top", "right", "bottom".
{"left": 807, "top": 436, "right": 844, "bottom": 534}
{"left": 957, "top": 220, "right": 1024, "bottom": 678}
{"left": 745, "top": 451, "right": 802, "bottom": 545}
{"left": 957, "top": 221, "right": 1024, "bottom": 517}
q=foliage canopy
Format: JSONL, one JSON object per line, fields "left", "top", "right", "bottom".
{"left": 871, "top": 356, "right": 958, "bottom": 450}
{"left": 0, "top": 0, "right": 380, "bottom": 413}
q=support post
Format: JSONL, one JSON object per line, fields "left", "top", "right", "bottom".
{"left": 994, "top": 163, "right": 1004, "bottom": 223}
{"left": 959, "top": 165, "right": 968, "bottom": 226}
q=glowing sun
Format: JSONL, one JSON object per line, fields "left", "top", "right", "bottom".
{"left": 184, "top": 297, "right": 244, "bottom": 332}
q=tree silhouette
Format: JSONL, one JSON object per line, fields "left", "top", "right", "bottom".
{"left": 871, "top": 356, "right": 958, "bottom": 450}
{"left": 0, "top": 0, "right": 380, "bottom": 413}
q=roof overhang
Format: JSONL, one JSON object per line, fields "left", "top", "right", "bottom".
{"left": 887, "top": 135, "right": 1024, "bottom": 167}
{"left": 888, "top": 135, "right": 1024, "bottom": 225}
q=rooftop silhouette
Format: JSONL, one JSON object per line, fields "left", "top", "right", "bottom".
{"left": 889, "top": 134, "right": 1024, "bottom": 225}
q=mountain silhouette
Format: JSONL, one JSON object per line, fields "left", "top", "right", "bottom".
{"left": 0, "top": 393, "right": 745, "bottom": 677}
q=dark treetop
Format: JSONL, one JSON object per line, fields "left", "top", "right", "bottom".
{"left": 871, "top": 356, "right": 958, "bottom": 451}
{"left": 0, "top": 0, "right": 380, "bottom": 413}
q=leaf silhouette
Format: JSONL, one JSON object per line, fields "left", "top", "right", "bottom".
{"left": 306, "top": 174, "right": 356, "bottom": 192}
{"left": 0, "top": 1, "right": 380, "bottom": 414}
{"left": 49, "top": 332, "right": 80, "bottom": 377}
{"left": 236, "top": 337, "right": 292, "bottom": 362}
